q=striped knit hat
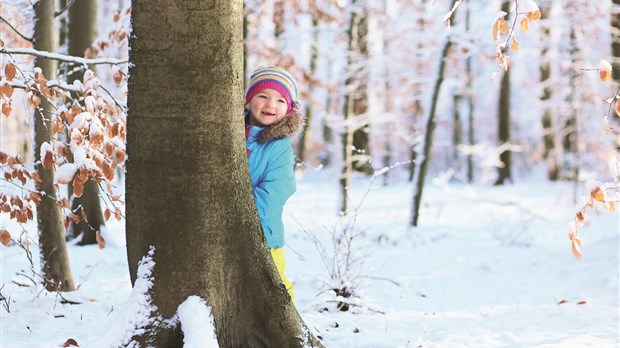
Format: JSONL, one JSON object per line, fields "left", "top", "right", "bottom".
{"left": 245, "top": 65, "right": 299, "bottom": 114}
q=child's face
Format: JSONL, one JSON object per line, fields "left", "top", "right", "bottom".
{"left": 248, "top": 89, "right": 288, "bottom": 127}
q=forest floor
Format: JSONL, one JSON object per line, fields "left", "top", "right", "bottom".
{"left": 1, "top": 169, "right": 618, "bottom": 347}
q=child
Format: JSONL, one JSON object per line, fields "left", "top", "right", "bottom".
{"left": 244, "top": 65, "right": 303, "bottom": 301}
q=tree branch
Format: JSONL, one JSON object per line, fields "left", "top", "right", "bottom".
{"left": 55, "top": 0, "right": 78, "bottom": 17}
{"left": 0, "top": 15, "right": 33, "bottom": 43}
{"left": 1, "top": 47, "right": 128, "bottom": 66}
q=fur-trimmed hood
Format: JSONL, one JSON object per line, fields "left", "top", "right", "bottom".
{"left": 247, "top": 107, "right": 305, "bottom": 143}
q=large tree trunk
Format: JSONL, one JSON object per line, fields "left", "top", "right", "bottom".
{"left": 33, "top": 0, "right": 75, "bottom": 292}
{"left": 68, "top": 0, "right": 105, "bottom": 245}
{"left": 126, "top": 1, "right": 323, "bottom": 346}
{"left": 494, "top": 0, "right": 512, "bottom": 186}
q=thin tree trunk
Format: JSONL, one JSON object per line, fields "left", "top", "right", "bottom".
{"left": 612, "top": 0, "right": 620, "bottom": 82}
{"left": 452, "top": 94, "right": 462, "bottom": 175}
{"left": 465, "top": 3, "right": 474, "bottom": 183}
{"left": 411, "top": 36, "right": 452, "bottom": 227}
{"left": 296, "top": 4, "right": 319, "bottom": 169}
{"left": 126, "top": 1, "right": 323, "bottom": 346}
{"left": 33, "top": 0, "right": 76, "bottom": 292}
{"left": 340, "top": 0, "right": 371, "bottom": 214}
{"left": 68, "top": 0, "right": 104, "bottom": 245}
{"left": 494, "top": 0, "right": 512, "bottom": 186}
{"left": 539, "top": 4, "right": 558, "bottom": 181}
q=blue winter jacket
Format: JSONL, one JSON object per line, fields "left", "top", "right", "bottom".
{"left": 245, "top": 111, "right": 304, "bottom": 248}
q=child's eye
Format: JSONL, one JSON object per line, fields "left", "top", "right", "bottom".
{"left": 278, "top": 99, "right": 286, "bottom": 104}
{"left": 258, "top": 95, "right": 267, "bottom": 99}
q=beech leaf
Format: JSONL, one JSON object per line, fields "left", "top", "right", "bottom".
{"left": 0, "top": 229, "right": 11, "bottom": 246}
{"left": 96, "top": 231, "right": 106, "bottom": 250}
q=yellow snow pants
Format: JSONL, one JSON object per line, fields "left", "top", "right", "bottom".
{"left": 270, "top": 248, "right": 295, "bottom": 302}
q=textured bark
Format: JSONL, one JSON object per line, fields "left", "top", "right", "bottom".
{"left": 33, "top": 0, "right": 75, "bottom": 292}
{"left": 68, "top": 0, "right": 104, "bottom": 244}
{"left": 494, "top": 0, "right": 512, "bottom": 186}
{"left": 126, "top": 1, "right": 323, "bottom": 346}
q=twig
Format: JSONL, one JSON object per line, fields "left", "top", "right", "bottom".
{"left": 1, "top": 47, "right": 128, "bottom": 66}
{"left": 0, "top": 14, "right": 33, "bottom": 43}
{"left": 324, "top": 300, "right": 386, "bottom": 314}
{"left": 443, "top": 0, "right": 465, "bottom": 24}
{"left": 55, "top": 0, "right": 78, "bottom": 17}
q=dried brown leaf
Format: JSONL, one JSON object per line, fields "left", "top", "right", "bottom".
{"left": 63, "top": 338, "right": 79, "bottom": 347}
{"left": 2, "top": 102, "right": 11, "bottom": 117}
{"left": 520, "top": 18, "right": 529, "bottom": 32}
{"left": 5, "top": 63, "right": 16, "bottom": 81}
{"left": 96, "top": 231, "right": 106, "bottom": 250}
{"left": 0, "top": 229, "right": 11, "bottom": 246}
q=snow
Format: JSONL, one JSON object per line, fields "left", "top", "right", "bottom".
{"left": 177, "top": 296, "right": 218, "bottom": 348}
{"left": 55, "top": 163, "right": 77, "bottom": 185}
{"left": 0, "top": 171, "right": 618, "bottom": 347}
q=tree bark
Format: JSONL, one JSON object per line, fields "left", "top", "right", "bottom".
{"left": 340, "top": 0, "right": 371, "bottom": 213}
{"left": 411, "top": 0, "right": 457, "bottom": 226}
{"left": 539, "top": 4, "right": 558, "bottom": 181}
{"left": 296, "top": 3, "right": 319, "bottom": 169}
{"left": 411, "top": 36, "right": 452, "bottom": 227}
{"left": 68, "top": 0, "right": 105, "bottom": 245}
{"left": 612, "top": 0, "right": 620, "bottom": 82}
{"left": 126, "top": 1, "right": 323, "bottom": 346}
{"left": 465, "top": 3, "right": 475, "bottom": 183}
{"left": 494, "top": 0, "right": 512, "bottom": 186}
{"left": 33, "top": 0, "right": 76, "bottom": 292}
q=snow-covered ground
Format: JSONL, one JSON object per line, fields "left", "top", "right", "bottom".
{"left": 1, "top": 170, "right": 618, "bottom": 347}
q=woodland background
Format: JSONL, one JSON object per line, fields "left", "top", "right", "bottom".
{"left": 0, "top": 0, "right": 619, "bottom": 347}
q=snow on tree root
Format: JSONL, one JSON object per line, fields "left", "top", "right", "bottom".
{"left": 177, "top": 296, "right": 219, "bottom": 348}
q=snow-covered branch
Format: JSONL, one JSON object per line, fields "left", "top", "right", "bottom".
{"left": 1, "top": 47, "right": 128, "bottom": 66}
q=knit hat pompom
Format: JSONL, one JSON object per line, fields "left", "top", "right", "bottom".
{"left": 245, "top": 65, "right": 299, "bottom": 114}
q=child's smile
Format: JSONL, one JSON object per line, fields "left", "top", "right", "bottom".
{"left": 248, "top": 89, "right": 288, "bottom": 127}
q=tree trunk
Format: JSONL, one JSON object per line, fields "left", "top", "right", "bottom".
{"left": 539, "top": 4, "right": 558, "bottom": 181}
{"left": 452, "top": 94, "right": 462, "bottom": 175}
{"left": 340, "top": 0, "right": 371, "bottom": 213}
{"left": 562, "top": 27, "right": 579, "bottom": 182}
{"left": 411, "top": 36, "right": 452, "bottom": 227}
{"left": 68, "top": 0, "right": 104, "bottom": 245}
{"left": 126, "top": 1, "right": 323, "bottom": 346}
{"left": 296, "top": 3, "right": 319, "bottom": 169}
{"left": 612, "top": 0, "right": 620, "bottom": 82}
{"left": 33, "top": 0, "right": 76, "bottom": 292}
{"left": 465, "top": 3, "right": 474, "bottom": 183}
{"left": 411, "top": 0, "right": 456, "bottom": 226}
{"left": 494, "top": 0, "right": 512, "bottom": 186}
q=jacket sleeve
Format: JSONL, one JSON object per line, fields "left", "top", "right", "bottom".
{"left": 252, "top": 140, "right": 296, "bottom": 244}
